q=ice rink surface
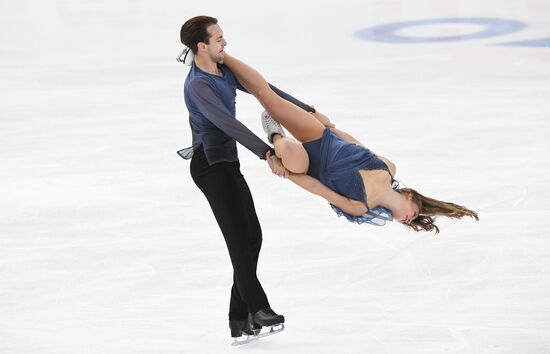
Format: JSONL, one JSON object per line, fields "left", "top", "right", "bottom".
{"left": 1, "top": 0, "right": 549, "bottom": 353}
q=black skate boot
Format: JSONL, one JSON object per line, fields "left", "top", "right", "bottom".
{"left": 252, "top": 308, "right": 285, "bottom": 327}
{"left": 229, "top": 319, "right": 246, "bottom": 338}
{"left": 231, "top": 310, "right": 285, "bottom": 346}
{"left": 244, "top": 313, "right": 262, "bottom": 336}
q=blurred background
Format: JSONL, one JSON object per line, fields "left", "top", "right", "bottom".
{"left": 1, "top": 1, "right": 549, "bottom": 353}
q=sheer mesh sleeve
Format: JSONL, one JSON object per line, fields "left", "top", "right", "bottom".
{"left": 330, "top": 179, "right": 400, "bottom": 226}
{"left": 188, "top": 79, "right": 271, "bottom": 160}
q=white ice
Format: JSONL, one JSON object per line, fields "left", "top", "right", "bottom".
{"left": 1, "top": 1, "right": 550, "bottom": 353}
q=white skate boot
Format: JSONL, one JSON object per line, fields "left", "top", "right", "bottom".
{"left": 261, "top": 110, "right": 286, "bottom": 144}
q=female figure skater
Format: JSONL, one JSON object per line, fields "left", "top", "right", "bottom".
{"left": 222, "top": 54, "right": 478, "bottom": 233}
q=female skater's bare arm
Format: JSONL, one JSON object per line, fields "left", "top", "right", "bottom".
{"left": 329, "top": 127, "right": 365, "bottom": 147}
{"left": 288, "top": 173, "right": 368, "bottom": 216}
{"left": 329, "top": 127, "right": 396, "bottom": 176}
{"left": 311, "top": 110, "right": 335, "bottom": 128}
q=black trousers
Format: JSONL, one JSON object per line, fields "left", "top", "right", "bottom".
{"left": 190, "top": 146, "right": 270, "bottom": 320}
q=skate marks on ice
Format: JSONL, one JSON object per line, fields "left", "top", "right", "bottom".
{"left": 231, "top": 324, "right": 285, "bottom": 346}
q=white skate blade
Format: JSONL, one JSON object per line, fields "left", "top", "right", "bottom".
{"left": 231, "top": 324, "right": 285, "bottom": 346}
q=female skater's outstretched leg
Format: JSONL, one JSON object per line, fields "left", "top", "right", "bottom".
{"left": 223, "top": 54, "right": 325, "bottom": 143}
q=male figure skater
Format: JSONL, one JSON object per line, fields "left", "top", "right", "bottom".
{"left": 178, "top": 16, "right": 319, "bottom": 339}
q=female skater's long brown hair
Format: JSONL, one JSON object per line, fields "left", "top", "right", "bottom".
{"left": 398, "top": 188, "right": 479, "bottom": 234}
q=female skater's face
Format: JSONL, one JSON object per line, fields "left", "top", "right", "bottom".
{"left": 396, "top": 193, "right": 420, "bottom": 225}
{"left": 204, "top": 24, "right": 227, "bottom": 64}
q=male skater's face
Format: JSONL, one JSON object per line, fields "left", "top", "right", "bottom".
{"left": 205, "top": 24, "right": 227, "bottom": 64}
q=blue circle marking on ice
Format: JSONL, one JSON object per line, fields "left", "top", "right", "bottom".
{"left": 494, "top": 38, "right": 550, "bottom": 47}
{"left": 354, "top": 18, "right": 526, "bottom": 43}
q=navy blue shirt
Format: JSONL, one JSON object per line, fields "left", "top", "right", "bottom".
{"left": 177, "top": 62, "right": 314, "bottom": 165}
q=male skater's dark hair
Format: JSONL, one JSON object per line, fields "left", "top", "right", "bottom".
{"left": 180, "top": 16, "right": 218, "bottom": 54}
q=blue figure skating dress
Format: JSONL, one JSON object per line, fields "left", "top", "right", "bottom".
{"left": 302, "top": 128, "right": 398, "bottom": 226}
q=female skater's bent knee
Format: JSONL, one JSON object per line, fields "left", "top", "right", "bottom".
{"left": 274, "top": 137, "right": 308, "bottom": 174}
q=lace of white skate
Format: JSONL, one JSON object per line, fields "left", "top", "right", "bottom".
{"left": 261, "top": 111, "right": 285, "bottom": 142}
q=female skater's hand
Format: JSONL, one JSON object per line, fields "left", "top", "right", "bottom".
{"left": 347, "top": 199, "right": 369, "bottom": 216}
{"left": 266, "top": 151, "right": 289, "bottom": 179}
{"left": 310, "top": 107, "right": 335, "bottom": 128}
